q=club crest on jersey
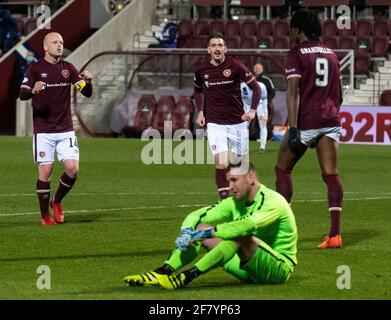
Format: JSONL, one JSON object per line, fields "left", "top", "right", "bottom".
{"left": 40, "top": 73, "right": 48, "bottom": 78}
{"left": 39, "top": 151, "right": 46, "bottom": 158}
{"left": 223, "top": 69, "right": 231, "bottom": 77}
{"left": 61, "top": 69, "right": 70, "bottom": 79}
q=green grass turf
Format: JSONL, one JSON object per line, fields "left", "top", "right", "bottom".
{"left": 0, "top": 136, "right": 390, "bottom": 300}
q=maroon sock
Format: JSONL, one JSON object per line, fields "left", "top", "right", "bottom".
{"left": 36, "top": 179, "right": 50, "bottom": 219}
{"left": 275, "top": 166, "right": 293, "bottom": 204}
{"left": 53, "top": 173, "right": 77, "bottom": 203}
{"left": 215, "top": 168, "right": 229, "bottom": 199}
{"left": 322, "top": 174, "right": 344, "bottom": 237}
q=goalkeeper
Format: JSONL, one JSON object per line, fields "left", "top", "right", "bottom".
{"left": 124, "top": 162, "right": 298, "bottom": 289}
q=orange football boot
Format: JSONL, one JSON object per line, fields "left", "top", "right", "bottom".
{"left": 317, "top": 234, "right": 342, "bottom": 249}
{"left": 50, "top": 200, "right": 64, "bottom": 224}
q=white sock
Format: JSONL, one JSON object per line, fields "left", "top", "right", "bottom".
{"left": 259, "top": 122, "right": 267, "bottom": 150}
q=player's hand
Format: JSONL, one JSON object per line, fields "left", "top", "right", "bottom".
{"left": 287, "top": 127, "right": 301, "bottom": 155}
{"left": 241, "top": 109, "right": 256, "bottom": 122}
{"left": 80, "top": 70, "right": 93, "bottom": 83}
{"left": 32, "top": 81, "right": 46, "bottom": 95}
{"left": 189, "top": 227, "right": 214, "bottom": 241}
{"left": 175, "top": 227, "right": 193, "bottom": 251}
{"left": 196, "top": 111, "right": 206, "bottom": 127}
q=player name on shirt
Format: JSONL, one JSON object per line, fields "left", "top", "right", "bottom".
{"left": 300, "top": 46, "right": 333, "bottom": 55}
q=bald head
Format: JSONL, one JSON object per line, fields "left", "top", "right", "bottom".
{"left": 43, "top": 32, "right": 64, "bottom": 62}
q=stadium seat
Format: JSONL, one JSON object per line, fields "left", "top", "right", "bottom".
{"left": 241, "top": 36, "right": 257, "bottom": 49}
{"left": 130, "top": 94, "right": 156, "bottom": 136}
{"left": 356, "top": 19, "right": 373, "bottom": 37}
{"left": 172, "top": 96, "right": 193, "bottom": 132}
{"left": 274, "top": 19, "right": 289, "bottom": 37}
{"left": 191, "top": 35, "right": 209, "bottom": 48}
{"left": 356, "top": 35, "right": 372, "bottom": 54}
{"left": 273, "top": 36, "right": 290, "bottom": 49}
{"left": 355, "top": 53, "right": 371, "bottom": 75}
{"left": 241, "top": 20, "right": 258, "bottom": 38}
{"left": 322, "top": 36, "right": 339, "bottom": 49}
{"left": 210, "top": 20, "right": 225, "bottom": 35}
{"left": 23, "top": 17, "right": 38, "bottom": 35}
{"left": 338, "top": 19, "right": 356, "bottom": 36}
{"left": 152, "top": 95, "right": 176, "bottom": 134}
{"left": 258, "top": 20, "right": 273, "bottom": 38}
{"left": 194, "top": 19, "right": 210, "bottom": 36}
{"left": 373, "top": 19, "right": 389, "bottom": 36}
{"left": 379, "top": 90, "right": 391, "bottom": 106}
{"left": 339, "top": 35, "right": 356, "bottom": 51}
{"left": 225, "top": 20, "right": 241, "bottom": 37}
{"left": 371, "top": 36, "right": 390, "bottom": 57}
{"left": 226, "top": 36, "right": 241, "bottom": 49}
{"left": 323, "top": 19, "right": 338, "bottom": 37}
{"left": 178, "top": 19, "right": 193, "bottom": 37}
{"left": 257, "top": 36, "right": 273, "bottom": 49}
{"left": 177, "top": 36, "right": 191, "bottom": 48}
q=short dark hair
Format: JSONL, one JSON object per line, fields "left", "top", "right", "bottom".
{"left": 208, "top": 33, "right": 226, "bottom": 45}
{"left": 290, "top": 9, "right": 322, "bottom": 41}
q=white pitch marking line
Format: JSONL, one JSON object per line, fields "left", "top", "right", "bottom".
{"left": 0, "top": 196, "right": 391, "bottom": 217}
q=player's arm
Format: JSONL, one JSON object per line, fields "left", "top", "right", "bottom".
{"left": 240, "top": 63, "right": 260, "bottom": 121}
{"left": 214, "top": 208, "right": 280, "bottom": 240}
{"left": 286, "top": 77, "right": 300, "bottom": 128}
{"left": 75, "top": 70, "right": 93, "bottom": 97}
{"left": 194, "top": 71, "right": 205, "bottom": 127}
{"left": 180, "top": 200, "right": 233, "bottom": 231}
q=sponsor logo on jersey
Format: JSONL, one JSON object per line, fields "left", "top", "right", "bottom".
{"left": 245, "top": 72, "right": 252, "bottom": 77}
{"left": 41, "top": 73, "right": 48, "bottom": 78}
{"left": 39, "top": 151, "right": 46, "bottom": 158}
{"left": 223, "top": 69, "right": 231, "bottom": 77}
{"left": 61, "top": 69, "right": 70, "bottom": 79}
{"left": 285, "top": 68, "right": 296, "bottom": 73}
{"left": 204, "top": 74, "right": 209, "bottom": 79}
{"left": 23, "top": 77, "right": 28, "bottom": 83}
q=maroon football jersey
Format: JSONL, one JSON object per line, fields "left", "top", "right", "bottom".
{"left": 285, "top": 40, "right": 341, "bottom": 130}
{"left": 21, "top": 59, "right": 84, "bottom": 134}
{"left": 194, "top": 56, "right": 255, "bottom": 125}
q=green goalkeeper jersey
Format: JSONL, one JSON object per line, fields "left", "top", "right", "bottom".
{"left": 181, "top": 184, "right": 298, "bottom": 265}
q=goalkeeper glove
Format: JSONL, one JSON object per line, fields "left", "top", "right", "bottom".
{"left": 175, "top": 227, "right": 193, "bottom": 251}
{"left": 189, "top": 227, "right": 214, "bottom": 241}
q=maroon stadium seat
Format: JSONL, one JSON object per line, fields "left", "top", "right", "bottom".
{"left": 373, "top": 19, "right": 389, "bottom": 36}
{"left": 371, "top": 36, "right": 390, "bottom": 57}
{"left": 356, "top": 35, "right": 372, "bottom": 54}
{"left": 356, "top": 19, "right": 373, "bottom": 37}
{"left": 225, "top": 20, "right": 241, "bottom": 37}
{"left": 379, "top": 90, "right": 391, "bottom": 106}
{"left": 178, "top": 19, "right": 194, "bottom": 37}
{"left": 194, "top": 19, "right": 210, "bottom": 36}
{"left": 131, "top": 94, "right": 156, "bottom": 136}
{"left": 226, "top": 36, "right": 241, "bottom": 49}
{"left": 210, "top": 20, "right": 225, "bottom": 35}
{"left": 177, "top": 36, "right": 191, "bottom": 48}
{"left": 242, "top": 20, "right": 258, "bottom": 38}
{"left": 172, "top": 96, "right": 193, "bottom": 132}
{"left": 258, "top": 36, "right": 273, "bottom": 49}
{"left": 322, "top": 36, "right": 339, "bottom": 49}
{"left": 273, "top": 36, "right": 290, "bottom": 49}
{"left": 338, "top": 19, "right": 356, "bottom": 36}
{"left": 258, "top": 20, "right": 273, "bottom": 37}
{"left": 323, "top": 19, "right": 338, "bottom": 37}
{"left": 23, "top": 17, "right": 38, "bottom": 35}
{"left": 355, "top": 53, "right": 371, "bottom": 75}
{"left": 152, "top": 95, "right": 176, "bottom": 134}
{"left": 339, "top": 35, "right": 356, "bottom": 51}
{"left": 191, "top": 35, "right": 209, "bottom": 48}
{"left": 241, "top": 36, "right": 257, "bottom": 49}
{"left": 274, "top": 19, "right": 290, "bottom": 37}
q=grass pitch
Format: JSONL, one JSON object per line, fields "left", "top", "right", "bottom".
{"left": 0, "top": 136, "right": 390, "bottom": 300}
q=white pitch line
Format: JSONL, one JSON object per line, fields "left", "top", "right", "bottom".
{"left": 0, "top": 196, "right": 390, "bottom": 217}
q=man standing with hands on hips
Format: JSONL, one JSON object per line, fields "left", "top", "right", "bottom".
{"left": 19, "top": 32, "right": 93, "bottom": 226}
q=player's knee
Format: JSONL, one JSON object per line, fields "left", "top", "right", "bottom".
{"left": 65, "top": 164, "right": 79, "bottom": 178}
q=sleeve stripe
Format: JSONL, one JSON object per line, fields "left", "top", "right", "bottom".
{"left": 21, "top": 84, "right": 32, "bottom": 90}
{"left": 287, "top": 74, "right": 301, "bottom": 80}
{"left": 246, "top": 76, "right": 256, "bottom": 84}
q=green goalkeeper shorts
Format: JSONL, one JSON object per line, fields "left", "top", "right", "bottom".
{"left": 242, "top": 240, "right": 295, "bottom": 284}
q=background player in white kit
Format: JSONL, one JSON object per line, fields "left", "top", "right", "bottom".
{"left": 241, "top": 81, "right": 268, "bottom": 152}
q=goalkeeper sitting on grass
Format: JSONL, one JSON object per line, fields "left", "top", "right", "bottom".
{"left": 124, "top": 162, "right": 298, "bottom": 289}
